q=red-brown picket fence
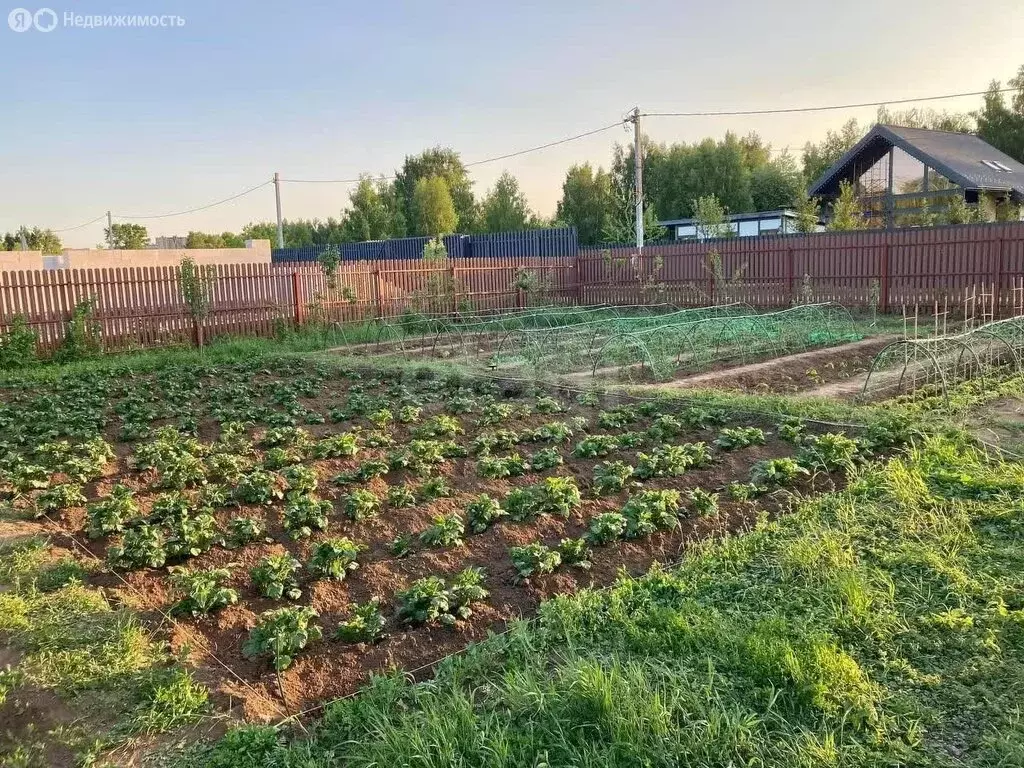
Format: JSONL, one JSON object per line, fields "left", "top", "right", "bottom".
{"left": 1, "top": 221, "right": 1023, "bottom": 353}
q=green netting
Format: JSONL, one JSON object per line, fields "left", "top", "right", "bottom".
{"left": 862, "top": 316, "right": 1024, "bottom": 404}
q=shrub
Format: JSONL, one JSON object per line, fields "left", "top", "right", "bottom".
{"left": 529, "top": 448, "right": 563, "bottom": 471}
{"left": 465, "top": 494, "right": 506, "bottom": 533}
{"left": 476, "top": 453, "right": 528, "bottom": 479}
{"left": 308, "top": 538, "right": 362, "bottom": 581}
{"left": 510, "top": 543, "right": 561, "bottom": 580}
{"left": 166, "top": 511, "right": 221, "bottom": 559}
{"left": 282, "top": 494, "right": 331, "bottom": 538}
{"left": 592, "top": 461, "right": 634, "bottom": 496}
{"left": 243, "top": 606, "right": 321, "bottom": 671}
{"left": 687, "top": 488, "right": 719, "bottom": 517}
{"left": 107, "top": 524, "right": 167, "bottom": 569}
{"left": 556, "top": 538, "right": 592, "bottom": 569}
{"left": 86, "top": 484, "right": 138, "bottom": 539}
{"left": 715, "top": 427, "right": 767, "bottom": 451}
{"left": 170, "top": 567, "right": 238, "bottom": 616}
{"left": 797, "top": 432, "right": 861, "bottom": 471}
{"left": 419, "top": 513, "right": 465, "bottom": 548}
{"left": 251, "top": 554, "right": 302, "bottom": 600}
{"left": 335, "top": 598, "right": 386, "bottom": 644}
{"left": 343, "top": 489, "right": 381, "bottom": 521}
{"left": 751, "top": 457, "right": 810, "bottom": 487}
{"left": 0, "top": 315, "right": 38, "bottom": 370}
{"left": 226, "top": 517, "right": 265, "bottom": 548}
{"left": 55, "top": 298, "right": 102, "bottom": 362}
{"left": 621, "top": 490, "right": 681, "bottom": 538}
{"left": 386, "top": 484, "right": 417, "bottom": 509}
{"left": 586, "top": 512, "right": 628, "bottom": 545}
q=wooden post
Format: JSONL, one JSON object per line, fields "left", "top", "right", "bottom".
{"left": 786, "top": 247, "right": 795, "bottom": 305}
{"left": 372, "top": 268, "right": 384, "bottom": 318}
{"left": 449, "top": 262, "right": 458, "bottom": 314}
{"left": 880, "top": 243, "right": 890, "bottom": 315}
{"left": 993, "top": 236, "right": 1004, "bottom": 318}
{"left": 292, "top": 271, "right": 303, "bottom": 326}
{"left": 574, "top": 256, "right": 582, "bottom": 305}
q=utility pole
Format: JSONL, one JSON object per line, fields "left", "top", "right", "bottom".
{"left": 106, "top": 211, "right": 112, "bottom": 248}
{"left": 631, "top": 107, "right": 644, "bottom": 253}
{"left": 273, "top": 172, "right": 285, "bottom": 249}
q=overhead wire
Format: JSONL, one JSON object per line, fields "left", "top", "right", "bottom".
{"left": 113, "top": 179, "right": 273, "bottom": 220}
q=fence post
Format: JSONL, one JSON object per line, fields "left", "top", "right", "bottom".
{"left": 574, "top": 256, "right": 582, "bottom": 305}
{"left": 292, "top": 270, "right": 303, "bottom": 326}
{"left": 993, "top": 235, "right": 1004, "bottom": 318}
{"left": 449, "top": 262, "right": 458, "bottom": 314}
{"left": 786, "top": 247, "right": 795, "bottom": 305}
{"left": 372, "top": 268, "right": 384, "bottom": 318}
{"left": 880, "top": 243, "right": 890, "bottom": 315}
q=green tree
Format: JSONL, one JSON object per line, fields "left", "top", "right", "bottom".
{"left": 793, "top": 191, "right": 822, "bottom": 233}
{"left": 749, "top": 153, "right": 804, "bottom": 211}
{"left": 394, "top": 147, "right": 476, "bottom": 235}
{"left": 827, "top": 180, "right": 866, "bottom": 231}
{"left": 411, "top": 176, "right": 458, "bottom": 237}
{"left": 1, "top": 226, "right": 62, "bottom": 254}
{"left": 105, "top": 222, "right": 149, "bottom": 249}
{"left": 802, "top": 119, "right": 863, "bottom": 184}
{"left": 975, "top": 65, "right": 1024, "bottom": 163}
{"left": 601, "top": 185, "right": 665, "bottom": 244}
{"left": 691, "top": 194, "right": 733, "bottom": 240}
{"left": 185, "top": 231, "right": 244, "bottom": 248}
{"left": 340, "top": 176, "right": 403, "bottom": 242}
{"left": 240, "top": 219, "right": 342, "bottom": 248}
{"left": 876, "top": 105, "right": 974, "bottom": 132}
{"left": 556, "top": 163, "right": 613, "bottom": 246}
{"left": 480, "top": 172, "right": 532, "bottom": 232}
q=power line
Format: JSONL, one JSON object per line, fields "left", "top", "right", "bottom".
{"left": 51, "top": 213, "right": 108, "bottom": 232}
{"left": 280, "top": 121, "right": 625, "bottom": 184}
{"left": 114, "top": 179, "right": 272, "bottom": 220}
{"left": 640, "top": 86, "right": 1016, "bottom": 118}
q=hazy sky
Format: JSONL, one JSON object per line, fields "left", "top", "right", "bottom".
{"left": 2, "top": 0, "right": 1023, "bottom": 246}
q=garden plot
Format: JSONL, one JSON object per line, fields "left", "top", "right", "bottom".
{"left": 0, "top": 357, "right": 897, "bottom": 719}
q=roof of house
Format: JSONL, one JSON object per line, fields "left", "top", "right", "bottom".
{"left": 807, "top": 124, "right": 1024, "bottom": 200}
{"left": 659, "top": 209, "right": 796, "bottom": 227}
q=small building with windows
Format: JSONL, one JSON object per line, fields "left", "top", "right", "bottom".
{"left": 659, "top": 209, "right": 802, "bottom": 241}
{"left": 808, "top": 123, "right": 1024, "bottom": 228}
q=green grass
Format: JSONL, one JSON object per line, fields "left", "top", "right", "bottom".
{"left": 193, "top": 433, "right": 1024, "bottom": 767}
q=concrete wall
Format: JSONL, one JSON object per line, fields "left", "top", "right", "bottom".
{"left": 0, "top": 250, "right": 43, "bottom": 271}
{"left": 0, "top": 240, "right": 272, "bottom": 272}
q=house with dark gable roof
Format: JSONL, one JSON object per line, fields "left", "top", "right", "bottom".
{"left": 808, "top": 124, "right": 1024, "bottom": 228}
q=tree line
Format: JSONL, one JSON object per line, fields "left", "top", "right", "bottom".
{"left": 5, "top": 65, "right": 1022, "bottom": 253}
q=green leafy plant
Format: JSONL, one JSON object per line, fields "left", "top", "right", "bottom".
{"left": 527, "top": 421, "right": 575, "bottom": 444}
{"left": 465, "top": 494, "right": 506, "bottom": 533}
{"left": 412, "top": 414, "right": 463, "bottom": 439}
{"left": 86, "top": 484, "right": 138, "bottom": 539}
{"left": 234, "top": 470, "right": 287, "bottom": 506}
{"left": 313, "top": 432, "right": 360, "bottom": 459}
{"left": 505, "top": 476, "right": 581, "bottom": 521}
{"left": 446, "top": 567, "right": 488, "bottom": 621}
{"left": 35, "top": 483, "right": 86, "bottom": 514}
{"left": 226, "top": 516, "right": 265, "bottom": 548}
{"left": 574, "top": 435, "right": 618, "bottom": 458}
{"left": 251, "top": 553, "right": 302, "bottom": 600}
{"left": 388, "top": 533, "right": 414, "bottom": 558}
{"left": 420, "top": 513, "right": 465, "bottom": 548}
{"left": 777, "top": 416, "right": 805, "bottom": 443}
{"left": 797, "top": 433, "right": 861, "bottom": 472}
{"left": 715, "top": 427, "right": 766, "bottom": 451}
{"left": 335, "top": 598, "right": 386, "bottom": 644}
{"left": 681, "top": 407, "right": 727, "bottom": 430}
{"left": 170, "top": 567, "right": 238, "bottom": 617}
{"left": 647, "top": 414, "right": 684, "bottom": 441}
{"left": 263, "top": 446, "right": 304, "bottom": 470}
{"left": 308, "top": 538, "right": 362, "bottom": 581}
{"left": 534, "top": 396, "right": 562, "bottom": 414}
{"left": 529, "top": 447, "right": 563, "bottom": 471}
{"left": 597, "top": 407, "right": 640, "bottom": 430}
{"left": 387, "top": 484, "right": 417, "bottom": 508}
{"left": 586, "top": 512, "right": 628, "bottom": 545}
{"left": 417, "top": 476, "right": 452, "bottom": 501}
{"left": 55, "top": 298, "right": 102, "bottom": 362}
{"left": 635, "top": 443, "right": 710, "bottom": 480}
{"left": 621, "top": 490, "right": 681, "bottom": 538}
{"left": 166, "top": 511, "right": 220, "bottom": 558}
{"left": 0, "top": 315, "right": 38, "bottom": 370}
{"left": 476, "top": 453, "right": 528, "bottom": 479}
{"left": 282, "top": 494, "right": 332, "bottom": 538}
{"left": 395, "top": 576, "right": 450, "bottom": 627}
{"left": 510, "top": 543, "right": 561, "bottom": 580}
{"left": 397, "top": 405, "right": 422, "bottom": 424}
{"left": 751, "top": 457, "right": 810, "bottom": 487}
{"left": 243, "top": 606, "right": 321, "bottom": 671}
{"left": 557, "top": 537, "right": 592, "bottom": 569}
{"left": 343, "top": 489, "right": 381, "bottom": 521}
{"left": 593, "top": 461, "right": 634, "bottom": 496}
{"left": 687, "top": 488, "right": 720, "bottom": 517}
{"left": 107, "top": 524, "right": 167, "bottom": 569}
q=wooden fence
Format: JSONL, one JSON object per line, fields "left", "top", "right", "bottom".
{"left": 1, "top": 222, "right": 1023, "bottom": 353}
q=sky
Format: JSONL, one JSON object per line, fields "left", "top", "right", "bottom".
{"left": 1, "top": 0, "right": 1023, "bottom": 247}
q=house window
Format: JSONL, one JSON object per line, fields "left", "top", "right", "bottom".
{"left": 758, "top": 218, "right": 782, "bottom": 234}
{"left": 676, "top": 225, "right": 697, "bottom": 241}
{"left": 738, "top": 220, "right": 759, "bottom": 237}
